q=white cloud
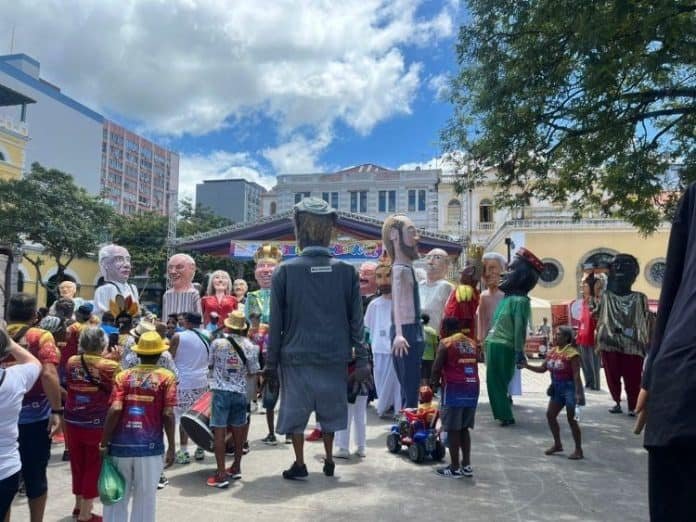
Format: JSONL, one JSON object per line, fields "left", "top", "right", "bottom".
{"left": 262, "top": 127, "right": 333, "bottom": 174}
{"left": 0, "top": 0, "right": 457, "bottom": 143}
{"left": 398, "top": 151, "right": 463, "bottom": 173}
{"left": 178, "top": 150, "right": 276, "bottom": 205}
{"left": 427, "top": 73, "right": 450, "bottom": 101}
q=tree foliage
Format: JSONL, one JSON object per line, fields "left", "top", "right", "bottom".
{"left": 0, "top": 162, "right": 115, "bottom": 291}
{"left": 443, "top": 0, "right": 696, "bottom": 233}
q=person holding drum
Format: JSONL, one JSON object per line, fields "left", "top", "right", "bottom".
{"left": 206, "top": 310, "right": 260, "bottom": 488}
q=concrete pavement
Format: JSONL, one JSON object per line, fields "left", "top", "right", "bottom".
{"left": 11, "top": 365, "right": 649, "bottom": 522}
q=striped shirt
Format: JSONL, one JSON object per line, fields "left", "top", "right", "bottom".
{"left": 162, "top": 288, "right": 202, "bottom": 319}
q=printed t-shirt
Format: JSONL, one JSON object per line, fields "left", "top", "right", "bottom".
{"left": 209, "top": 335, "right": 260, "bottom": 393}
{"left": 109, "top": 365, "right": 177, "bottom": 457}
{"left": 0, "top": 363, "right": 41, "bottom": 480}
{"left": 64, "top": 354, "right": 121, "bottom": 428}
{"left": 5, "top": 324, "right": 60, "bottom": 424}
{"left": 441, "top": 333, "right": 480, "bottom": 408}
{"left": 364, "top": 296, "right": 393, "bottom": 355}
{"left": 547, "top": 345, "right": 579, "bottom": 382}
{"left": 62, "top": 321, "right": 89, "bottom": 372}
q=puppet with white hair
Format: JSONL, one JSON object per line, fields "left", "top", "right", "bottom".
{"left": 93, "top": 244, "right": 139, "bottom": 317}
{"left": 162, "top": 253, "right": 202, "bottom": 319}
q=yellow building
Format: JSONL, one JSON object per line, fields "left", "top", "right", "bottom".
{"left": 437, "top": 170, "right": 669, "bottom": 306}
{"left": 17, "top": 243, "right": 101, "bottom": 307}
{"left": 0, "top": 84, "right": 33, "bottom": 181}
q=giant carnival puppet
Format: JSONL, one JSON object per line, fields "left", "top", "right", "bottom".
{"left": 382, "top": 213, "right": 424, "bottom": 409}
{"left": 246, "top": 245, "right": 283, "bottom": 324}
{"left": 93, "top": 244, "right": 139, "bottom": 318}
{"left": 267, "top": 197, "right": 368, "bottom": 480}
{"left": 595, "top": 253, "right": 650, "bottom": 416}
{"left": 485, "top": 247, "right": 543, "bottom": 425}
{"left": 420, "top": 248, "right": 454, "bottom": 336}
{"left": 162, "top": 253, "right": 202, "bottom": 319}
{"left": 200, "top": 270, "right": 237, "bottom": 330}
{"left": 637, "top": 182, "right": 696, "bottom": 521}
{"left": 359, "top": 261, "right": 378, "bottom": 312}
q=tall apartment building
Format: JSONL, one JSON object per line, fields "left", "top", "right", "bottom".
{"left": 196, "top": 178, "right": 265, "bottom": 224}
{"left": 261, "top": 163, "right": 440, "bottom": 231}
{"left": 0, "top": 54, "right": 178, "bottom": 214}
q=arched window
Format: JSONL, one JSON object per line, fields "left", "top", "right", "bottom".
{"left": 479, "top": 199, "right": 493, "bottom": 223}
{"left": 16, "top": 270, "right": 24, "bottom": 292}
{"left": 269, "top": 202, "right": 277, "bottom": 216}
{"left": 447, "top": 199, "right": 461, "bottom": 225}
{"left": 0, "top": 151, "right": 5, "bottom": 161}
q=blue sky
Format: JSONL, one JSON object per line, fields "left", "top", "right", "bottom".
{"left": 0, "top": 0, "right": 465, "bottom": 201}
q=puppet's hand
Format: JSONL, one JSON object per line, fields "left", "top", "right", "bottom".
{"left": 634, "top": 388, "right": 648, "bottom": 434}
{"left": 515, "top": 351, "right": 527, "bottom": 368}
{"left": 392, "top": 335, "right": 410, "bottom": 357}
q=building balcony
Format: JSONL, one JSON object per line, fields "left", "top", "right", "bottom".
{"left": 478, "top": 222, "right": 496, "bottom": 231}
{"left": 0, "top": 116, "right": 28, "bottom": 137}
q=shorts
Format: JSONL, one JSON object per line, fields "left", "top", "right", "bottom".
{"left": 0, "top": 471, "right": 20, "bottom": 519}
{"left": 441, "top": 406, "right": 476, "bottom": 431}
{"left": 175, "top": 387, "right": 208, "bottom": 420}
{"left": 550, "top": 380, "right": 576, "bottom": 408}
{"left": 420, "top": 360, "right": 434, "bottom": 381}
{"left": 276, "top": 364, "right": 348, "bottom": 435}
{"left": 210, "top": 390, "right": 248, "bottom": 428}
{"left": 18, "top": 418, "right": 51, "bottom": 499}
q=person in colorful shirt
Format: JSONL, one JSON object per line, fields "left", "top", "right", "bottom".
{"left": 65, "top": 327, "right": 121, "bottom": 522}
{"left": 431, "top": 317, "right": 480, "bottom": 478}
{"left": 3, "top": 293, "right": 62, "bottom": 522}
{"left": 206, "top": 310, "right": 260, "bottom": 488}
{"left": 420, "top": 313, "right": 439, "bottom": 386}
{"left": 486, "top": 248, "right": 543, "bottom": 426}
{"left": 100, "top": 331, "right": 177, "bottom": 522}
{"left": 524, "top": 326, "right": 585, "bottom": 460}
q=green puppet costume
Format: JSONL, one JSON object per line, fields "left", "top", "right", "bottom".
{"left": 485, "top": 296, "right": 531, "bottom": 423}
{"left": 484, "top": 247, "right": 543, "bottom": 425}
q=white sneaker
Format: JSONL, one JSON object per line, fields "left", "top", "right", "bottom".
{"left": 355, "top": 447, "right": 366, "bottom": 458}
{"left": 460, "top": 465, "right": 474, "bottom": 477}
{"left": 334, "top": 448, "right": 350, "bottom": 459}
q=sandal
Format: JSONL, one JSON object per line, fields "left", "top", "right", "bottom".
{"left": 544, "top": 445, "right": 563, "bottom": 455}
{"left": 568, "top": 451, "right": 584, "bottom": 460}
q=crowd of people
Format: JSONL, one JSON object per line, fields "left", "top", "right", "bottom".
{"left": 1, "top": 190, "right": 691, "bottom": 521}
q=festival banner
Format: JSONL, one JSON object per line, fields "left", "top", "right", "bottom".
{"left": 229, "top": 240, "right": 384, "bottom": 261}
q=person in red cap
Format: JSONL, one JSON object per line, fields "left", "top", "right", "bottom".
{"left": 484, "top": 247, "right": 543, "bottom": 425}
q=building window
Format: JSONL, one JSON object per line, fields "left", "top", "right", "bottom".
{"left": 294, "top": 192, "right": 311, "bottom": 204}
{"left": 16, "top": 270, "right": 24, "bottom": 292}
{"left": 379, "top": 190, "right": 396, "bottom": 212}
{"left": 270, "top": 202, "right": 277, "bottom": 215}
{"left": 447, "top": 199, "right": 461, "bottom": 226}
{"left": 409, "top": 189, "right": 426, "bottom": 211}
{"left": 538, "top": 258, "right": 564, "bottom": 287}
{"left": 349, "top": 191, "right": 366, "bottom": 213}
{"left": 479, "top": 199, "right": 494, "bottom": 223}
{"left": 418, "top": 189, "right": 426, "bottom": 211}
{"left": 645, "top": 258, "right": 666, "bottom": 287}
{"left": 324, "top": 191, "right": 339, "bottom": 209}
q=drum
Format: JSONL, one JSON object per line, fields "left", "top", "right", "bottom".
{"left": 180, "top": 391, "right": 214, "bottom": 452}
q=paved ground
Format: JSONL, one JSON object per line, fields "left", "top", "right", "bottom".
{"left": 11, "top": 364, "right": 649, "bottom": 522}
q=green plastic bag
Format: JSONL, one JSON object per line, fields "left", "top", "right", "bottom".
{"left": 98, "top": 455, "right": 125, "bottom": 505}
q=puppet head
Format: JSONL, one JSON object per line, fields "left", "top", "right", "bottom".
{"left": 58, "top": 281, "right": 77, "bottom": 299}
{"left": 233, "top": 279, "right": 248, "bottom": 300}
{"left": 607, "top": 254, "right": 639, "bottom": 296}
{"left": 99, "top": 244, "right": 132, "bottom": 284}
{"left": 358, "top": 262, "right": 378, "bottom": 296}
{"left": 375, "top": 251, "right": 393, "bottom": 296}
{"left": 167, "top": 253, "right": 196, "bottom": 292}
{"left": 293, "top": 197, "right": 337, "bottom": 251}
{"left": 499, "top": 247, "right": 542, "bottom": 296}
{"left": 381, "top": 214, "right": 420, "bottom": 262}
{"left": 482, "top": 252, "right": 507, "bottom": 292}
{"left": 424, "top": 248, "right": 449, "bottom": 283}
{"left": 206, "top": 270, "right": 232, "bottom": 296}
{"left": 253, "top": 245, "right": 283, "bottom": 290}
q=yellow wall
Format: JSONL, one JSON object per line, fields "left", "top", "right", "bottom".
{"left": 0, "top": 127, "right": 27, "bottom": 181}
{"left": 488, "top": 227, "right": 669, "bottom": 303}
{"left": 19, "top": 252, "right": 100, "bottom": 307}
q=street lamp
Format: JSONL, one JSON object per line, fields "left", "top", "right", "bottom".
{"left": 504, "top": 237, "right": 515, "bottom": 264}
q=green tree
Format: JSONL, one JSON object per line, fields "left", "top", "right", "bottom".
{"left": 0, "top": 162, "right": 115, "bottom": 295}
{"left": 443, "top": 0, "right": 696, "bottom": 233}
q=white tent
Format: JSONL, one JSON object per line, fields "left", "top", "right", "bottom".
{"left": 529, "top": 295, "right": 552, "bottom": 331}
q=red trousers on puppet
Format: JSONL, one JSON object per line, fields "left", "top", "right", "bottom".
{"left": 66, "top": 424, "right": 103, "bottom": 499}
{"left": 601, "top": 351, "right": 643, "bottom": 411}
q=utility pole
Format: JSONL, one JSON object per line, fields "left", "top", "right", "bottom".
{"left": 165, "top": 189, "right": 177, "bottom": 289}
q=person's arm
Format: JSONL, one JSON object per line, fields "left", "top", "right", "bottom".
{"left": 168, "top": 333, "right": 180, "bottom": 358}
{"left": 266, "top": 266, "right": 286, "bottom": 374}
{"left": 99, "top": 406, "right": 123, "bottom": 456}
{"left": 524, "top": 359, "right": 548, "bottom": 373}
{"left": 162, "top": 375, "right": 177, "bottom": 467}
{"left": 349, "top": 268, "right": 365, "bottom": 352}
{"left": 571, "top": 355, "right": 585, "bottom": 406}
{"left": 38, "top": 336, "right": 63, "bottom": 436}
{"left": 430, "top": 342, "right": 447, "bottom": 390}
{"left": 5, "top": 338, "right": 41, "bottom": 390}
{"left": 6, "top": 337, "right": 40, "bottom": 366}
{"left": 391, "top": 265, "right": 410, "bottom": 356}
{"left": 513, "top": 300, "right": 530, "bottom": 366}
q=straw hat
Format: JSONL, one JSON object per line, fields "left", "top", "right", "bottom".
{"left": 223, "top": 310, "right": 248, "bottom": 332}
{"left": 130, "top": 320, "right": 156, "bottom": 338}
{"left": 131, "top": 331, "right": 168, "bottom": 356}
